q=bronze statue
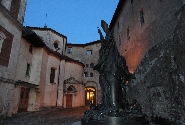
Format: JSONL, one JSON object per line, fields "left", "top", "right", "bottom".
{"left": 82, "top": 20, "right": 146, "bottom": 125}
{"left": 94, "top": 20, "right": 132, "bottom": 110}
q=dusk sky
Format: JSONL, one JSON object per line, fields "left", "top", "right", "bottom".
{"left": 24, "top": 0, "right": 119, "bottom": 44}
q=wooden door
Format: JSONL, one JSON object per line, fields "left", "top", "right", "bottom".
{"left": 66, "top": 94, "right": 72, "bottom": 108}
{"left": 18, "top": 87, "right": 30, "bottom": 112}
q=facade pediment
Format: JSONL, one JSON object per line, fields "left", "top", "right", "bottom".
{"left": 64, "top": 77, "right": 84, "bottom": 85}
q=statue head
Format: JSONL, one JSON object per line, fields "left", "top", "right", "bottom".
{"left": 101, "top": 20, "right": 109, "bottom": 34}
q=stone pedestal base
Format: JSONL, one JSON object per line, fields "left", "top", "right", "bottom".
{"left": 81, "top": 116, "right": 149, "bottom": 125}
{"left": 0, "top": 114, "right": 4, "bottom": 123}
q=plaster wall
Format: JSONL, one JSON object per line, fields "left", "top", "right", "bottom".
{"left": 56, "top": 60, "right": 65, "bottom": 106}
{"left": 66, "top": 43, "right": 101, "bottom": 104}
{"left": 0, "top": 9, "right": 22, "bottom": 116}
{"left": 32, "top": 30, "right": 66, "bottom": 55}
{"left": 39, "top": 49, "right": 48, "bottom": 107}
{"left": 64, "top": 62, "right": 83, "bottom": 82}
{"left": 0, "top": 11, "right": 21, "bottom": 80}
{"left": 29, "top": 48, "right": 43, "bottom": 85}
{"left": 15, "top": 38, "right": 33, "bottom": 82}
{"left": 43, "top": 55, "right": 60, "bottom": 107}
{"left": 66, "top": 44, "right": 100, "bottom": 85}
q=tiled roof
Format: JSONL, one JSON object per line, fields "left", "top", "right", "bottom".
{"left": 22, "top": 27, "right": 46, "bottom": 47}
{"left": 22, "top": 27, "right": 84, "bottom": 67}
{"left": 26, "top": 26, "right": 67, "bottom": 38}
{"left": 67, "top": 40, "right": 101, "bottom": 47}
{"left": 45, "top": 46, "right": 85, "bottom": 67}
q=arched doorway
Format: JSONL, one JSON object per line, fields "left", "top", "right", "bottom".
{"left": 66, "top": 85, "right": 76, "bottom": 108}
{"left": 85, "top": 87, "right": 96, "bottom": 105}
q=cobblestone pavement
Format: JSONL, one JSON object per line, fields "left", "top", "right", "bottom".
{"left": 2, "top": 106, "right": 89, "bottom": 125}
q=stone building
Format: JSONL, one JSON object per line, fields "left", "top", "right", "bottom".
{"left": 0, "top": 0, "right": 85, "bottom": 118}
{"left": 13, "top": 26, "right": 85, "bottom": 112}
{"left": 0, "top": 0, "right": 27, "bottom": 116}
{"left": 110, "top": 0, "right": 185, "bottom": 123}
{"left": 66, "top": 41, "right": 101, "bottom": 105}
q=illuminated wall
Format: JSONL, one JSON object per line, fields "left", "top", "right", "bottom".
{"left": 111, "top": 0, "right": 183, "bottom": 72}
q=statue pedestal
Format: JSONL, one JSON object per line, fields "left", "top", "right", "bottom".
{"left": 81, "top": 115, "right": 149, "bottom": 125}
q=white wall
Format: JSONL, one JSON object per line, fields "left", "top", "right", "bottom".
{"left": 43, "top": 55, "right": 60, "bottom": 107}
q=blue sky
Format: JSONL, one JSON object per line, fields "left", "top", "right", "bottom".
{"left": 24, "top": 0, "right": 119, "bottom": 44}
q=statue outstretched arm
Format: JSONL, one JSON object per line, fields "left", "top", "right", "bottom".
{"left": 98, "top": 28, "right": 104, "bottom": 41}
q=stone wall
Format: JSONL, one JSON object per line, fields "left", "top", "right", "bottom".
{"left": 0, "top": 6, "right": 22, "bottom": 116}
{"left": 126, "top": 5, "right": 185, "bottom": 124}
{"left": 112, "top": 0, "right": 183, "bottom": 73}
{"left": 0, "top": 81, "right": 14, "bottom": 116}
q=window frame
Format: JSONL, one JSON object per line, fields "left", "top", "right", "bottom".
{"left": 84, "top": 72, "right": 88, "bottom": 77}
{"left": 25, "top": 63, "right": 31, "bottom": 76}
{"left": 86, "top": 50, "right": 92, "bottom": 55}
{"left": 50, "top": 68, "right": 55, "bottom": 83}
{"left": 90, "top": 73, "right": 93, "bottom": 77}
{"left": 67, "top": 47, "right": 72, "bottom": 54}
{"left": 0, "top": 31, "right": 6, "bottom": 53}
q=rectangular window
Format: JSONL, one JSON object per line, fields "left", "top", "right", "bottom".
{"left": 90, "top": 73, "right": 93, "bottom": 77}
{"left": 25, "top": 63, "right": 31, "bottom": 76}
{"left": 86, "top": 64, "right": 89, "bottom": 68}
{"left": 126, "top": 26, "right": 130, "bottom": 40}
{"left": 29, "top": 45, "right": 33, "bottom": 53}
{"left": 140, "top": 8, "right": 145, "bottom": 25}
{"left": 50, "top": 68, "right": 55, "bottom": 83}
{"left": 118, "top": 36, "right": 121, "bottom": 46}
{"left": 67, "top": 47, "right": 72, "bottom": 54}
{"left": 84, "top": 72, "right": 88, "bottom": 77}
{"left": 86, "top": 50, "right": 92, "bottom": 55}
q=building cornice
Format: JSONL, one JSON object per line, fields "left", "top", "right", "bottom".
{"left": 67, "top": 40, "right": 101, "bottom": 47}
{"left": 109, "top": 0, "right": 126, "bottom": 30}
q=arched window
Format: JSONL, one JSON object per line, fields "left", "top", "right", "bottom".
{"left": 54, "top": 42, "right": 58, "bottom": 49}
{"left": 53, "top": 41, "right": 60, "bottom": 51}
